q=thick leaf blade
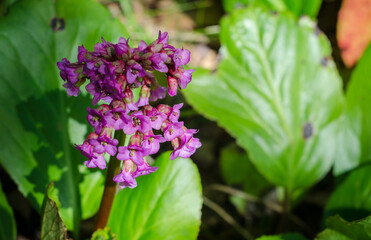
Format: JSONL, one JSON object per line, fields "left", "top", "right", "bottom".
{"left": 0, "top": 0, "right": 127, "bottom": 231}
{"left": 0, "top": 181, "right": 16, "bottom": 240}
{"left": 184, "top": 7, "right": 344, "bottom": 192}
{"left": 325, "top": 165, "right": 371, "bottom": 221}
{"left": 107, "top": 152, "right": 202, "bottom": 240}
{"left": 41, "top": 183, "right": 68, "bottom": 240}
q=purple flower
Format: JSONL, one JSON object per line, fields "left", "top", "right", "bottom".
{"left": 170, "top": 129, "right": 201, "bottom": 160}
{"left": 75, "top": 132, "right": 108, "bottom": 169}
{"left": 126, "top": 63, "right": 146, "bottom": 84}
{"left": 113, "top": 160, "right": 137, "bottom": 189}
{"left": 157, "top": 31, "right": 169, "bottom": 45}
{"left": 117, "top": 143, "right": 149, "bottom": 165}
{"left": 172, "top": 48, "right": 190, "bottom": 69}
{"left": 136, "top": 84, "right": 150, "bottom": 107}
{"left": 122, "top": 111, "right": 151, "bottom": 135}
{"left": 115, "top": 37, "right": 130, "bottom": 56}
{"left": 142, "top": 132, "right": 166, "bottom": 155}
{"left": 163, "top": 121, "right": 185, "bottom": 141}
{"left": 62, "top": 82, "right": 81, "bottom": 97}
{"left": 178, "top": 69, "right": 195, "bottom": 89}
{"left": 88, "top": 134, "right": 118, "bottom": 156}
{"left": 57, "top": 58, "right": 83, "bottom": 96}
{"left": 86, "top": 81, "right": 113, "bottom": 106}
{"left": 94, "top": 37, "right": 112, "bottom": 56}
{"left": 137, "top": 40, "right": 148, "bottom": 53}
{"left": 57, "top": 58, "right": 80, "bottom": 84}
{"left": 143, "top": 105, "right": 167, "bottom": 130}
{"left": 87, "top": 105, "right": 109, "bottom": 134}
{"left": 84, "top": 154, "right": 107, "bottom": 170}
{"left": 169, "top": 103, "right": 183, "bottom": 123}
{"left": 150, "top": 53, "right": 168, "bottom": 72}
{"left": 77, "top": 45, "right": 88, "bottom": 63}
{"left": 133, "top": 161, "right": 158, "bottom": 177}
{"left": 150, "top": 85, "right": 167, "bottom": 102}
{"left": 103, "top": 101, "right": 126, "bottom": 130}
{"left": 123, "top": 88, "right": 138, "bottom": 112}
{"left": 167, "top": 76, "right": 178, "bottom": 96}
{"left": 59, "top": 33, "right": 200, "bottom": 189}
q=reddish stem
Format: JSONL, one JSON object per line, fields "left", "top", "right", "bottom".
{"left": 94, "top": 131, "right": 126, "bottom": 230}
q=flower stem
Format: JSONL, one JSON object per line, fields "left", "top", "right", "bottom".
{"left": 94, "top": 130, "right": 126, "bottom": 230}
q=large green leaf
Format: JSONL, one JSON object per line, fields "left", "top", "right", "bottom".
{"left": 183, "top": 7, "right": 344, "bottom": 193}
{"left": 0, "top": 0, "right": 127, "bottom": 233}
{"left": 107, "top": 152, "right": 202, "bottom": 240}
{"left": 222, "top": 0, "right": 322, "bottom": 17}
{"left": 0, "top": 181, "right": 16, "bottom": 240}
{"left": 325, "top": 165, "right": 371, "bottom": 221}
{"left": 316, "top": 215, "right": 371, "bottom": 240}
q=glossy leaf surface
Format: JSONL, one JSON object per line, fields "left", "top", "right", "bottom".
{"left": 0, "top": 0, "right": 127, "bottom": 232}
{"left": 107, "top": 152, "right": 202, "bottom": 240}
{"left": 183, "top": 7, "right": 344, "bottom": 192}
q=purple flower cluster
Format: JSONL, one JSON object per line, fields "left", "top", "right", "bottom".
{"left": 57, "top": 32, "right": 201, "bottom": 189}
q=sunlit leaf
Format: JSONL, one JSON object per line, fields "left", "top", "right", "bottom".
{"left": 183, "top": 7, "right": 344, "bottom": 194}
{"left": 107, "top": 152, "right": 202, "bottom": 240}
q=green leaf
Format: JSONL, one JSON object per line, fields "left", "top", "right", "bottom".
{"left": 316, "top": 215, "right": 371, "bottom": 240}
{"left": 222, "top": 0, "right": 322, "bottom": 17}
{"left": 257, "top": 233, "right": 308, "bottom": 240}
{"left": 316, "top": 229, "right": 351, "bottom": 240}
{"left": 338, "top": 43, "right": 371, "bottom": 172}
{"left": 91, "top": 227, "right": 117, "bottom": 240}
{"left": 79, "top": 169, "right": 105, "bottom": 219}
{"left": 220, "top": 143, "right": 271, "bottom": 196}
{"left": 183, "top": 7, "right": 344, "bottom": 193}
{"left": 0, "top": 181, "right": 16, "bottom": 240}
{"left": 325, "top": 165, "right": 371, "bottom": 221}
{"left": 332, "top": 107, "right": 361, "bottom": 175}
{"left": 0, "top": 0, "right": 127, "bottom": 233}
{"left": 107, "top": 152, "right": 202, "bottom": 240}
{"left": 41, "top": 183, "right": 68, "bottom": 240}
